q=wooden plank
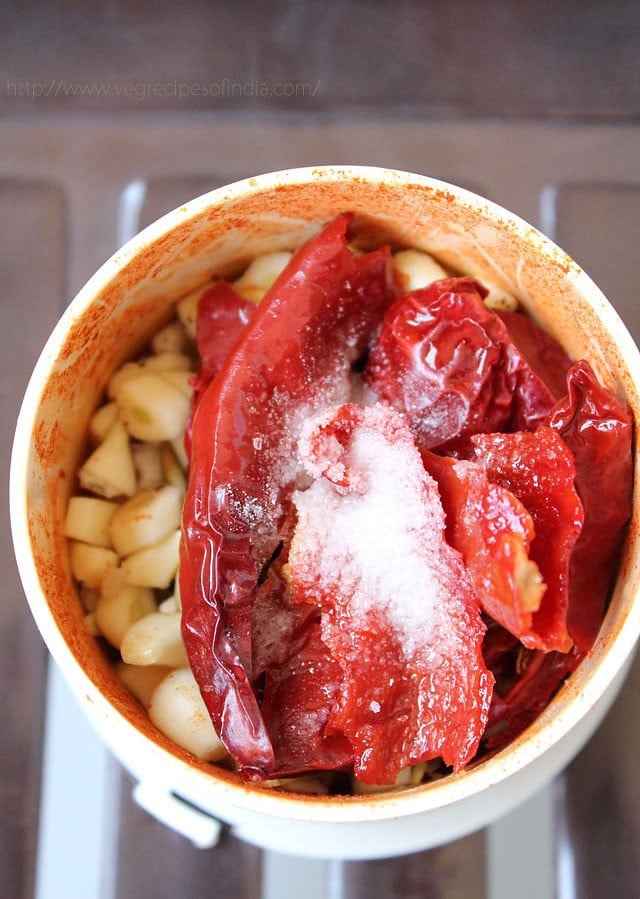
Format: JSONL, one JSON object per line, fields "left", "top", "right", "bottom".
{"left": 3, "top": 121, "right": 639, "bottom": 898}
{"left": 331, "top": 832, "right": 486, "bottom": 899}
{"left": 552, "top": 183, "right": 640, "bottom": 340}
{"left": 550, "top": 179, "right": 640, "bottom": 898}
{"left": 115, "top": 772, "right": 262, "bottom": 899}
{"left": 0, "top": 179, "right": 65, "bottom": 899}
{"left": 2, "top": 2, "right": 639, "bottom": 119}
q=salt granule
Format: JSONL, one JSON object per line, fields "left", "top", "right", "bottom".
{"left": 292, "top": 404, "right": 460, "bottom": 659}
{"left": 288, "top": 402, "right": 492, "bottom": 780}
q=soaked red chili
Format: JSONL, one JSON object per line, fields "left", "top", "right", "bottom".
{"left": 179, "top": 219, "right": 633, "bottom": 785}
{"left": 179, "top": 214, "right": 396, "bottom": 775}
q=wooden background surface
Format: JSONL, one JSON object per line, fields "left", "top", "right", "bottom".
{"left": 2, "top": 4, "right": 639, "bottom": 898}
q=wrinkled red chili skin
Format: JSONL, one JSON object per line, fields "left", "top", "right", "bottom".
{"left": 476, "top": 361, "right": 632, "bottom": 749}
{"left": 471, "top": 428, "right": 583, "bottom": 654}
{"left": 364, "top": 278, "right": 556, "bottom": 451}
{"left": 287, "top": 403, "right": 493, "bottom": 783}
{"left": 499, "top": 310, "right": 572, "bottom": 400}
{"left": 547, "top": 360, "right": 633, "bottom": 652}
{"left": 178, "top": 229, "right": 633, "bottom": 782}
{"left": 260, "top": 620, "right": 354, "bottom": 777}
{"left": 472, "top": 321, "right": 632, "bottom": 652}
{"left": 422, "top": 450, "right": 546, "bottom": 647}
{"left": 196, "top": 281, "right": 256, "bottom": 380}
{"left": 250, "top": 526, "right": 354, "bottom": 777}
{"left": 484, "top": 646, "right": 583, "bottom": 751}
{"left": 179, "top": 215, "right": 396, "bottom": 773}
{"left": 185, "top": 280, "right": 255, "bottom": 458}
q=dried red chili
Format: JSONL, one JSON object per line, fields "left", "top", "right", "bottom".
{"left": 474, "top": 362, "right": 632, "bottom": 745}
{"left": 499, "top": 309, "right": 572, "bottom": 400}
{"left": 288, "top": 403, "right": 493, "bottom": 782}
{"left": 260, "top": 619, "right": 354, "bottom": 776}
{"left": 177, "top": 226, "right": 632, "bottom": 786}
{"left": 364, "top": 278, "right": 556, "bottom": 451}
{"left": 547, "top": 360, "right": 633, "bottom": 652}
{"left": 485, "top": 647, "right": 583, "bottom": 751}
{"left": 179, "top": 215, "right": 396, "bottom": 774}
{"left": 471, "top": 428, "right": 584, "bottom": 653}
{"left": 185, "top": 280, "right": 255, "bottom": 457}
{"left": 421, "top": 450, "right": 548, "bottom": 649}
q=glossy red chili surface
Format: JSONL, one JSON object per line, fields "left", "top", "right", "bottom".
{"left": 179, "top": 214, "right": 396, "bottom": 775}
{"left": 185, "top": 280, "right": 255, "bottom": 457}
{"left": 364, "top": 278, "right": 556, "bottom": 451}
{"left": 548, "top": 360, "right": 633, "bottom": 653}
{"left": 470, "top": 428, "right": 583, "bottom": 654}
{"left": 288, "top": 403, "right": 493, "bottom": 782}
{"left": 422, "top": 450, "right": 546, "bottom": 647}
{"left": 178, "top": 219, "right": 633, "bottom": 786}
